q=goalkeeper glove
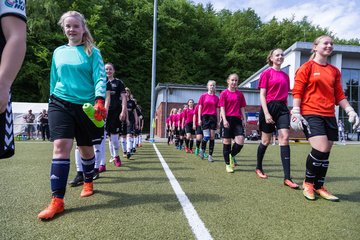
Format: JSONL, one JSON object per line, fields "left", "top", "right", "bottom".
{"left": 345, "top": 106, "right": 360, "bottom": 130}
{"left": 290, "top": 107, "right": 308, "bottom": 131}
{"left": 94, "top": 97, "right": 107, "bottom": 121}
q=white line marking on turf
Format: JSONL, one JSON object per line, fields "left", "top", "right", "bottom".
{"left": 152, "top": 143, "right": 213, "bottom": 240}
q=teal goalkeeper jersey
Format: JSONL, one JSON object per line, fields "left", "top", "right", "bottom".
{"left": 50, "top": 45, "right": 106, "bottom": 105}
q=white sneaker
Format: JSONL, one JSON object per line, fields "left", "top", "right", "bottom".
{"left": 208, "top": 155, "right": 214, "bottom": 162}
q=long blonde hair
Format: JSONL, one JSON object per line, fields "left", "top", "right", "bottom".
{"left": 309, "top": 35, "right": 332, "bottom": 60}
{"left": 58, "top": 11, "right": 94, "bottom": 56}
{"left": 266, "top": 48, "right": 282, "bottom": 66}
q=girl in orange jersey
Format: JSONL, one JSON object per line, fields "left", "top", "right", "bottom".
{"left": 292, "top": 35, "right": 359, "bottom": 201}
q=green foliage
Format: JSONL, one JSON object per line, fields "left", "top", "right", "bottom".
{"left": 15, "top": 0, "right": 359, "bottom": 130}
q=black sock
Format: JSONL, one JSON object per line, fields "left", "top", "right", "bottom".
{"left": 167, "top": 136, "right": 171, "bottom": 144}
{"left": 223, "top": 144, "right": 231, "bottom": 165}
{"left": 231, "top": 143, "right": 243, "bottom": 157}
{"left": 196, "top": 140, "right": 201, "bottom": 149}
{"left": 256, "top": 143, "right": 268, "bottom": 171}
{"left": 201, "top": 139, "right": 207, "bottom": 152}
{"left": 50, "top": 158, "right": 70, "bottom": 198}
{"left": 280, "top": 145, "right": 291, "bottom": 180}
{"left": 313, "top": 151, "right": 330, "bottom": 189}
{"left": 81, "top": 156, "right": 95, "bottom": 183}
{"left": 305, "top": 148, "right": 328, "bottom": 184}
{"left": 179, "top": 139, "right": 183, "bottom": 147}
{"left": 185, "top": 139, "right": 189, "bottom": 148}
{"left": 209, "top": 139, "right": 215, "bottom": 156}
{"left": 190, "top": 139, "right": 194, "bottom": 150}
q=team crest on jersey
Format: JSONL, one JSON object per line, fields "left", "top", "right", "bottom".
{"left": 5, "top": 0, "right": 25, "bottom": 10}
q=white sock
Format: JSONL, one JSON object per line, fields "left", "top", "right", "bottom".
{"left": 110, "top": 134, "right": 120, "bottom": 157}
{"left": 75, "top": 147, "right": 83, "bottom": 172}
{"left": 121, "top": 136, "right": 127, "bottom": 153}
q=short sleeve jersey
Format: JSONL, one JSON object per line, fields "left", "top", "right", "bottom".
{"left": 0, "top": 0, "right": 27, "bottom": 56}
{"left": 258, "top": 67, "right": 290, "bottom": 104}
{"left": 50, "top": 45, "right": 106, "bottom": 105}
{"left": 183, "top": 107, "right": 195, "bottom": 125}
{"left": 198, "top": 93, "right": 219, "bottom": 116}
{"left": 106, "top": 78, "right": 126, "bottom": 110}
{"left": 193, "top": 104, "right": 199, "bottom": 126}
{"left": 292, "top": 60, "right": 345, "bottom": 116}
{"left": 219, "top": 89, "right": 247, "bottom": 119}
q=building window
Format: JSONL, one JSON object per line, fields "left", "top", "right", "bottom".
{"left": 250, "top": 79, "right": 259, "bottom": 89}
{"left": 340, "top": 68, "right": 360, "bottom": 134}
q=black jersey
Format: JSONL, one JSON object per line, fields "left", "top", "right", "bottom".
{"left": 127, "top": 99, "right": 137, "bottom": 122}
{"left": 136, "top": 106, "right": 143, "bottom": 120}
{"left": 106, "top": 78, "right": 126, "bottom": 110}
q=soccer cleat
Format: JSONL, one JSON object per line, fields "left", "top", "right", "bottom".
{"left": 126, "top": 152, "right": 131, "bottom": 159}
{"left": 189, "top": 149, "right": 194, "bottom": 154}
{"left": 99, "top": 165, "right": 106, "bottom": 173}
{"left": 109, "top": 157, "right": 114, "bottom": 163}
{"left": 123, "top": 152, "right": 127, "bottom": 157}
{"left": 229, "top": 154, "right": 235, "bottom": 168}
{"left": 302, "top": 181, "right": 315, "bottom": 201}
{"left": 284, "top": 179, "right": 299, "bottom": 189}
{"left": 93, "top": 169, "right": 99, "bottom": 180}
{"left": 38, "top": 197, "right": 64, "bottom": 220}
{"left": 255, "top": 169, "right": 268, "bottom": 179}
{"left": 226, "top": 164, "right": 234, "bottom": 173}
{"left": 314, "top": 186, "right": 339, "bottom": 202}
{"left": 203, "top": 152, "right": 209, "bottom": 159}
{"left": 114, "top": 156, "right": 122, "bottom": 167}
{"left": 194, "top": 147, "right": 199, "bottom": 155}
{"left": 138, "top": 144, "right": 142, "bottom": 147}
{"left": 185, "top": 147, "right": 189, "bottom": 153}
{"left": 208, "top": 155, "right": 214, "bottom": 162}
{"left": 80, "top": 182, "right": 94, "bottom": 197}
{"left": 69, "top": 172, "right": 84, "bottom": 187}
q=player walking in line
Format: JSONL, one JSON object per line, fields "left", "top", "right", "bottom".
{"left": 255, "top": 48, "right": 299, "bottom": 189}
{"left": 104, "top": 62, "right": 127, "bottom": 168}
{"left": 292, "top": 35, "right": 360, "bottom": 201}
{"left": 182, "top": 99, "right": 196, "bottom": 154}
{"left": 125, "top": 87, "right": 138, "bottom": 159}
{"left": 198, "top": 80, "right": 219, "bottom": 162}
{"left": 193, "top": 103, "right": 203, "bottom": 156}
{"left": 0, "top": 0, "right": 26, "bottom": 159}
{"left": 219, "top": 74, "right": 246, "bottom": 173}
{"left": 38, "top": 11, "right": 106, "bottom": 219}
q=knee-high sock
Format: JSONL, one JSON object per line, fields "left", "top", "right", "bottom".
{"left": 256, "top": 143, "right": 268, "bottom": 170}
{"left": 231, "top": 143, "right": 243, "bottom": 157}
{"left": 312, "top": 150, "right": 330, "bottom": 189}
{"left": 132, "top": 136, "right": 136, "bottom": 149}
{"left": 109, "top": 139, "right": 115, "bottom": 158}
{"left": 50, "top": 158, "right": 70, "bottom": 198}
{"left": 209, "top": 139, "right": 215, "bottom": 156}
{"left": 110, "top": 134, "right": 120, "bottom": 157}
{"left": 305, "top": 148, "right": 328, "bottom": 184}
{"left": 127, "top": 136, "right": 133, "bottom": 153}
{"left": 179, "top": 138, "right": 183, "bottom": 147}
{"left": 280, "top": 145, "right": 291, "bottom": 179}
{"left": 81, "top": 156, "right": 95, "bottom": 183}
{"left": 94, "top": 144, "right": 102, "bottom": 169}
{"left": 201, "top": 139, "right": 207, "bottom": 151}
{"left": 75, "top": 147, "right": 83, "bottom": 172}
{"left": 190, "top": 139, "right": 194, "bottom": 150}
{"left": 100, "top": 136, "right": 106, "bottom": 165}
{"left": 185, "top": 139, "right": 189, "bottom": 148}
{"left": 223, "top": 144, "right": 231, "bottom": 165}
{"left": 196, "top": 140, "right": 201, "bottom": 149}
{"left": 121, "top": 136, "right": 127, "bottom": 153}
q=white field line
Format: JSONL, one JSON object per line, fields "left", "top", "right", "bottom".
{"left": 152, "top": 143, "right": 213, "bottom": 240}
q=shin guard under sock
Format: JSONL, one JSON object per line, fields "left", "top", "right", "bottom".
{"left": 209, "top": 139, "right": 215, "bottom": 156}
{"left": 223, "top": 144, "right": 231, "bottom": 165}
{"left": 280, "top": 145, "right": 291, "bottom": 180}
{"left": 50, "top": 158, "right": 70, "bottom": 198}
{"left": 256, "top": 143, "right": 268, "bottom": 170}
{"left": 81, "top": 157, "right": 95, "bottom": 183}
{"left": 231, "top": 143, "right": 243, "bottom": 157}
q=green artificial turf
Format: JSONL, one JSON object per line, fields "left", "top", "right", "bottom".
{"left": 0, "top": 141, "right": 359, "bottom": 240}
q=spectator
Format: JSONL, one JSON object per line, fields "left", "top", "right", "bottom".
{"left": 337, "top": 120, "right": 345, "bottom": 143}
{"left": 23, "top": 109, "right": 35, "bottom": 140}
{"left": 38, "top": 109, "right": 50, "bottom": 141}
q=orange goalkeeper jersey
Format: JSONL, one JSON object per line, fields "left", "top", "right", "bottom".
{"left": 292, "top": 60, "right": 345, "bottom": 117}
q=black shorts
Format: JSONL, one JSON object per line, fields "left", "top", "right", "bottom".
{"left": 195, "top": 126, "right": 202, "bottom": 135}
{"left": 174, "top": 126, "right": 179, "bottom": 136}
{"left": 221, "top": 116, "right": 245, "bottom": 139}
{"left": 179, "top": 128, "right": 185, "bottom": 136}
{"left": 303, "top": 115, "right": 338, "bottom": 141}
{"left": 48, "top": 95, "right": 104, "bottom": 146}
{"left": 259, "top": 101, "right": 290, "bottom": 133}
{"left": 106, "top": 108, "right": 122, "bottom": 134}
{"left": 0, "top": 93, "right": 14, "bottom": 159}
{"left": 185, "top": 122, "right": 195, "bottom": 135}
{"left": 201, "top": 114, "right": 217, "bottom": 130}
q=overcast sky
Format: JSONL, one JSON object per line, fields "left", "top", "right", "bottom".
{"left": 191, "top": 0, "right": 359, "bottom": 40}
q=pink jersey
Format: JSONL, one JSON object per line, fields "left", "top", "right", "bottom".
{"left": 183, "top": 107, "right": 195, "bottom": 125}
{"left": 219, "top": 89, "right": 246, "bottom": 119}
{"left": 198, "top": 93, "right": 219, "bottom": 116}
{"left": 166, "top": 116, "right": 171, "bottom": 126}
{"left": 258, "top": 67, "right": 290, "bottom": 104}
{"left": 170, "top": 114, "right": 176, "bottom": 126}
